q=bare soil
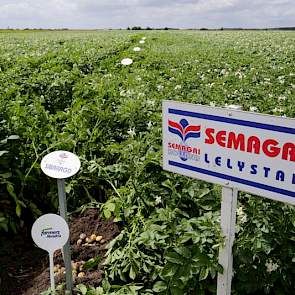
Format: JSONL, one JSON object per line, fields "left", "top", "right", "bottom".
{"left": 0, "top": 209, "right": 119, "bottom": 295}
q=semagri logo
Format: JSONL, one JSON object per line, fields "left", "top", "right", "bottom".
{"left": 168, "top": 119, "right": 201, "bottom": 141}
{"left": 168, "top": 119, "right": 201, "bottom": 161}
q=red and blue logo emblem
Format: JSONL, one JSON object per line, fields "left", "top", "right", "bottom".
{"left": 168, "top": 119, "right": 201, "bottom": 142}
{"left": 168, "top": 119, "right": 201, "bottom": 161}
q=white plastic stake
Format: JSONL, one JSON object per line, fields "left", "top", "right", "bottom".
{"left": 57, "top": 179, "right": 73, "bottom": 294}
{"left": 49, "top": 252, "right": 55, "bottom": 293}
{"left": 31, "top": 214, "right": 69, "bottom": 295}
{"left": 217, "top": 187, "right": 238, "bottom": 295}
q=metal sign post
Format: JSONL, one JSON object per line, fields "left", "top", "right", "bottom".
{"left": 57, "top": 179, "right": 73, "bottom": 293}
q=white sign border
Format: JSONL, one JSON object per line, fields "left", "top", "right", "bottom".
{"left": 41, "top": 150, "right": 81, "bottom": 179}
{"left": 163, "top": 100, "right": 295, "bottom": 206}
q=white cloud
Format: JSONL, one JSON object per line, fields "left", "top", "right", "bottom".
{"left": 0, "top": 0, "right": 76, "bottom": 28}
{"left": 0, "top": 0, "right": 294, "bottom": 28}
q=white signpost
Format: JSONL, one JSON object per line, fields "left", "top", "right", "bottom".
{"left": 32, "top": 214, "right": 69, "bottom": 293}
{"left": 41, "top": 150, "right": 81, "bottom": 294}
{"left": 162, "top": 100, "right": 295, "bottom": 294}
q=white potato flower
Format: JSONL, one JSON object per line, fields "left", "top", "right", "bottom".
{"left": 265, "top": 259, "right": 279, "bottom": 273}
{"left": 155, "top": 196, "right": 162, "bottom": 205}
{"left": 147, "top": 121, "right": 152, "bottom": 129}
{"left": 250, "top": 106, "right": 258, "bottom": 112}
{"left": 127, "top": 128, "right": 136, "bottom": 137}
{"left": 157, "top": 85, "right": 164, "bottom": 91}
{"left": 237, "top": 206, "right": 248, "bottom": 224}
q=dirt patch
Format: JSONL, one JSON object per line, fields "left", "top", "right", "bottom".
{"left": 0, "top": 232, "right": 47, "bottom": 295}
{"left": 2, "top": 209, "right": 119, "bottom": 295}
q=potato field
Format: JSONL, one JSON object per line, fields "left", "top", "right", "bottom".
{"left": 0, "top": 30, "right": 294, "bottom": 295}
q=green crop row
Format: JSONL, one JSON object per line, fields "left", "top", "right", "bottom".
{"left": 0, "top": 30, "right": 295, "bottom": 294}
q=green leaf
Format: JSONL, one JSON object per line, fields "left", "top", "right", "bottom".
{"left": 6, "top": 183, "right": 17, "bottom": 202}
{"left": 187, "top": 186, "right": 194, "bottom": 198}
{"left": 0, "top": 218, "right": 8, "bottom": 232}
{"left": 152, "top": 281, "right": 167, "bottom": 292}
{"left": 88, "top": 287, "right": 104, "bottom": 295}
{"left": 16, "top": 203, "right": 21, "bottom": 217}
{"left": 0, "top": 151, "right": 8, "bottom": 157}
{"left": 171, "top": 287, "right": 183, "bottom": 295}
{"left": 106, "top": 202, "right": 116, "bottom": 212}
{"left": 198, "top": 188, "right": 211, "bottom": 198}
{"left": 114, "top": 216, "right": 122, "bottom": 222}
{"left": 176, "top": 265, "right": 192, "bottom": 284}
{"left": 104, "top": 210, "right": 111, "bottom": 219}
{"left": 0, "top": 172, "right": 12, "bottom": 178}
{"left": 161, "top": 263, "right": 178, "bottom": 279}
{"left": 40, "top": 287, "right": 52, "bottom": 295}
{"left": 165, "top": 252, "right": 184, "bottom": 264}
{"left": 129, "top": 265, "right": 136, "bottom": 280}
{"left": 217, "top": 263, "right": 223, "bottom": 274}
{"left": 102, "top": 279, "right": 111, "bottom": 291}
{"left": 82, "top": 256, "right": 101, "bottom": 270}
{"left": 199, "top": 267, "right": 209, "bottom": 281}
{"left": 76, "top": 284, "right": 87, "bottom": 295}
{"left": 174, "top": 246, "right": 191, "bottom": 259}
{"left": 7, "top": 135, "right": 20, "bottom": 140}
{"left": 192, "top": 252, "right": 210, "bottom": 266}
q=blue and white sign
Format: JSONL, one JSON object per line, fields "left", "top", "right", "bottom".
{"left": 163, "top": 100, "right": 295, "bottom": 205}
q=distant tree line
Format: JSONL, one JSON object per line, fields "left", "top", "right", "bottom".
{"left": 126, "top": 26, "right": 295, "bottom": 31}
{"left": 269, "top": 27, "right": 295, "bottom": 30}
{"left": 219, "top": 27, "right": 295, "bottom": 31}
{"left": 2, "top": 28, "right": 69, "bottom": 31}
{"left": 2, "top": 26, "right": 294, "bottom": 31}
{"left": 127, "top": 26, "right": 179, "bottom": 30}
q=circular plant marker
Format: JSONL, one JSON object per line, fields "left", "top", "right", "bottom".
{"left": 31, "top": 213, "right": 69, "bottom": 253}
{"left": 139, "top": 40, "right": 145, "bottom": 44}
{"left": 41, "top": 150, "right": 81, "bottom": 179}
{"left": 133, "top": 47, "right": 141, "bottom": 52}
{"left": 121, "top": 58, "right": 133, "bottom": 65}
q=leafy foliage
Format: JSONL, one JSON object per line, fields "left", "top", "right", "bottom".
{"left": 0, "top": 30, "right": 294, "bottom": 294}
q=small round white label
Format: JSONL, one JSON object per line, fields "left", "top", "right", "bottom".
{"left": 31, "top": 214, "right": 69, "bottom": 252}
{"left": 41, "top": 150, "right": 81, "bottom": 179}
{"left": 121, "top": 58, "right": 133, "bottom": 65}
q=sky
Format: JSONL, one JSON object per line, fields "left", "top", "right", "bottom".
{"left": 0, "top": 0, "right": 294, "bottom": 29}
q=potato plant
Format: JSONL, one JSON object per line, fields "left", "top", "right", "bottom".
{"left": 0, "top": 30, "right": 294, "bottom": 294}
